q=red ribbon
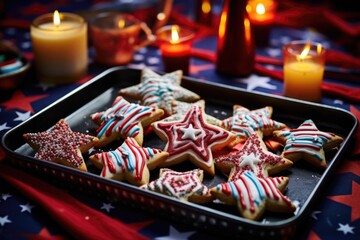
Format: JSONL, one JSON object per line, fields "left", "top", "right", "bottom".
{"left": 0, "top": 163, "right": 149, "bottom": 240}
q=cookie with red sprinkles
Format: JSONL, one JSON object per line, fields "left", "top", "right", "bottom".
{"left": 215, "top": 133, "right": 293, "bottom": 181}
{"left": 23, "top": 119, "right": 99, "bottom": 171}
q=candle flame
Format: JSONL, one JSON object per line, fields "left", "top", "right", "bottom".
{"left": 53, "top": 10, "right": 61, "bottom": 26}
{"left": 317, "top": 43, "right": 323, "bottom": 54}
{"left": 299, "top": 42, "right": 311, "bottom": 60}
{"left": 256, "top": 3, "right": 266, "bottom": 15}
{"left": 202, "top": 0, "right": 211, "bottom": 14}
{"left": 244, "top": 18, "right": 251, "bottom": 43}
{"left": 118, "top": 18, "right": 125, "bottom": 29}
{"left": 170, "top": 25, "right": 180, "bottom": 44}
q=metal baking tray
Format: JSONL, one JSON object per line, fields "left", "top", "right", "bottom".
{"left": 1, "top": 67, "right": 358, "bottom": 239}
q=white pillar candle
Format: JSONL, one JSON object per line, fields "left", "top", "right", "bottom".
{"left": 31, "top": 10, "right": 87, "bottom": 84}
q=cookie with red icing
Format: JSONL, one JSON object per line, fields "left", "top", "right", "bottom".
{"left": 23, "top": 119, "right": 98, "bottom": 171}
{"left": 273, "top": 119, "right": 343, "bottom": 169}
{"left": 89, "top": 137, "right": 169, "bottom": 186}
{"left": 118, "top": 68, "right": 200, "bottom": 115}
{"left": 141, "top": 168, "right": 214, "bottom": 203}
{"left": 90, "top": 96, "right": 164, "bottom": 148}
{"left": 210, "top": 171, "right": 296, "bottom": 220}
{"left": 215, "top": 133, "right": 293, "bottom": 181}
{"left": 152, "top": 105, "right": 237, "bottom": 176}
{"left": 221, "top": 105, "right": 286, "bottom": 142}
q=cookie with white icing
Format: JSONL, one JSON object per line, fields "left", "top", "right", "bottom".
{"left": 163, "top": 100, "right": 222, "bottom": 126}
{"left": 210, "top": 171, "right": 296, "bottom": 220}
{"left": 141, "top": 168, "right": 214, "bottom": 203}
{"left": 118, "top": 68, "right": 200, "bottom": 115}
{"left": 90, "top": 96, "right": 164, "bottom": 147}
{"left": 273, "top": 119, "right": 343, "bottom": 169}
{"left": 221, "top": 105, "right": 286, "bottom": 142}
{"left": 152, "top": 105, "right": 237, "bottom": 176}
{"left": 89, "top": 137, "right": 168, "bottom": 186}
{"left": 23, "top": 119, "right": 98, "bottom": 171}
{"left": 215, "top": 133, "right": 293, "bottom": 181}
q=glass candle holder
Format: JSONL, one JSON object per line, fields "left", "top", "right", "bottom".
{"left": 156, "top": 25, "right": 194, "bottom": 75}
{"left": 31, "top": 11, "right": 87, "bottom": 84}
{"left": 90, "top": 13, "right": 154, "bottom": 66}
{"left": 283, "top": 40, "right": 326, "bottom": 102}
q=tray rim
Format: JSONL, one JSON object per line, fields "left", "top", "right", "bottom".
{"left": 1, "top": 66, "right": 358, "bottom": 237}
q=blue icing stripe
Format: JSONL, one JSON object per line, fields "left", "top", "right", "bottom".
{"left": 111, "top": 150, "right": 124, "bottom": 168}
{"left": 229, "top": 182, "right": 239, "bottom": 200}
{"left": 98, "top": 118, "right": 115, "bottom": 138}
{"left": 146, "top": 148, "right": 155, "bottom": 157}
{"left": 245, "top": 171, "right": 264, "bottom": 205}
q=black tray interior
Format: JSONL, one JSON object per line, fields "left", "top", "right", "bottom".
{"left": 2, "top": 66, "right": 358, "bottom": 229}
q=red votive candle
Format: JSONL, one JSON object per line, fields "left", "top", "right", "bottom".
{"left": 156, "top": 25, "right": 194, "bottom": 75}
{"left": 246, "top": 0, "right": 277, "bottom": 47}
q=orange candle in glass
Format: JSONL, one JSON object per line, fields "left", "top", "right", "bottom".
{"left": 283, "top": 40, "right": 326, "bottom": 102}
{"left": 246, "top": 0, "right": 277, "bottom": 47}
{"left": 156, "top": 25, "right": 194, "bottom": 75}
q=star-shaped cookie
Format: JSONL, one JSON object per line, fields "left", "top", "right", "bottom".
{"left": 215, "top": 133, "right": 293, "bottom": 180}
{"left": 273, "top": 119, "right": 343, "bottom": 169}
{"left": 118, "top": 68, "right": 200, "bottom": 115}
{"left": 89, "top": 137, "right": 169, "bottom": 186}
{"left": 221, "top": 105, "right": 286, "bottom": 142}
{"left": 163, "top": 100, "right": 222, "bottom": 126}
{"left": 152, "top": 105, "right": 237, "bottom": 176}
{"left": 90, "top": 96, "right": 164, "bottom": 147}
{"left": 141, "top": 168, "right": 213, "bottom": 203}
{"left": 210, "top": 171, "right": 296, "bottom": 220}
{"left": 23, "top": 119, "right": 98, "bottom": 171}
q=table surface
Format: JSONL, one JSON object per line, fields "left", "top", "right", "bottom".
{"left": 0, "top": 1, "right": 360, "bottom": 239}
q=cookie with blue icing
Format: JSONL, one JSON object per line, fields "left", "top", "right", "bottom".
{"left": 273, "top": 119, "right": 343, "bottom": 169}
{"left": 221, "top": 105, "right": 286, "bottom": 142}
{"left": 90, "top": 96, "right": 164, "bottom": 148}
{"left": 118, "top": 68, "right": 200, "bottom": 115}
{"left": 210, "top": 171, "right": 296, "bottom": 220}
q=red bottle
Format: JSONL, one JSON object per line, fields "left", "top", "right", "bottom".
{"left": 216, "top": 0, "right": 255, "bottom": 77}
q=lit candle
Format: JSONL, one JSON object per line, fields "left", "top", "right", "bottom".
{"left": 195, "top": 0, "right": 212, "bottom": 26}
{"left": 283, "top": 41, "right": 326, "bottom": 102}
{"left": 31, "top": 10, "right": 87, "bottom": 84}
{"left": 156, "top": 25, "right": 194, "bottom": 75}
{"left": 246, "top": 0, "right": 277, "bottom": 47}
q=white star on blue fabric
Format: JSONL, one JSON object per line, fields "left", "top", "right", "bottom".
{"left": 337, "top": 223, "right": 354, "bottom": 235}
{"left": 20, "top": 203, "right": 35, "bottom": 213}
{"left": 0, "top": 123, "right": 11, "bottom": 132}
{"left": 311, "top": 210, "right": 321, "bottom": 220}
{"left": 100, "top": 203, "right": 114, "bottom": 213}
{"left": 237, "top": 75, "right": 277, "bottom": 91}
{"left": 14, "top": 111, "right": 31, "bottom": 121}
{"left": 266, "top": 48, "right": 282, "bottom": 57}
{"left": 1, "top": 193, "right": 12, "bottom": 200}
{"left": 155, "top": 225, "right": 196, "bottom": 240}
{"left": 0, "top": 215, "right": 12, "bottom": 226}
